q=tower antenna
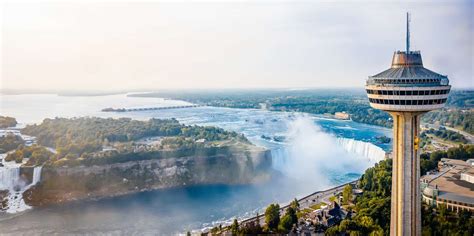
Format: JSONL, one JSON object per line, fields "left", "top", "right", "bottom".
{"left": 406, "top": 12, "right": 410, "bottom": 53}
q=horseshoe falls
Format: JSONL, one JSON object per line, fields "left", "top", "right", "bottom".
{"left": 336, "top": 137, "right": 386, "bottom": 163}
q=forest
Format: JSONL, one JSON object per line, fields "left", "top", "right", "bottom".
{"left": 8, "top": 117, "right": 248, "bottom": 167}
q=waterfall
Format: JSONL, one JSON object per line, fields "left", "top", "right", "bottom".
{"left": 270, "top": 147, "right": 289, "bottom": 172}
{"left": 336, "top": 137, "right": 386, "bottom": 163}
{"left": 32, "top": 166, "right": 43, "bottom": 185}
{"left": 269, "top": 137, "right": 386, "bottom": 172}
{"left": 0, "top": 166, "right": 21, "bottom": 190}
{"left": 0, "top": 154, "right": 43, "bottom": 213}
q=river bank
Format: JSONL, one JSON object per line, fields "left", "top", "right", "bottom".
{"left": 201, "top": 180, "right": 358, "bottom": 233}
{"left": 0, "top": 93, "right": 391, "bottom": 234}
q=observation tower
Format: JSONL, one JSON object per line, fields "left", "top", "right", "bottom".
{"left": 365, "top": 13, "right": 450, "bottom": 236}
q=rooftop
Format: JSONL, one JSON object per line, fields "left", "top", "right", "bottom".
{"left": 424, "top": 159, "right": 474, "bottom": 203}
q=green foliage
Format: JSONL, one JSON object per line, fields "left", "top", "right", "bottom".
{"left": 331, "top": 149, "right": 474, "bottom": 235}
{"left": 264, "top": 203, "right": 280, "bottom": 231}
{"left": 20, "top": 117, "right": 249, "bottom": 166}
{"left": 134, "top": 90, "right": 394, "bottom": 127}
{"left": 5, "top": 144, "right": 53, "bottom": 166}
{"left": 422, "top": 204, "right": 474, "bottom": 236}
{"left": 278, "top": 206, "right": 298, "bottom": 232}
{"left": 358, "top": 159, "right": 392, "bottom": 197}
{"left": 327, "top": 160, "right": 393, "bottom": 234}
{"left": 422, "top": 109, "right": 474, "bottom": 135}
{"left": 422, "top": 127, "right": 468, "bottom": 143}
{"left": 0, "top": 116, "right": 17, "bottom": 128}
{"left": 420, "top": 145, "right": 474, "bottom": 175}
{"left": 0, "top": 134, "right": 24, "bottom": 153}
{"left": 134, "top": 90, "right": 474, "bottom": 131}
{"left": 310, "top": 202, "right": 327, "bottom": 210}
{"left": 342, "top": 184, "right": 353, "bottom": 205}
{"left": 23, "top": 117, "right": 247, "bottom": 151}
{"left": 230, "top": 219, "right": 239, "bottom": 234}
{"left": 290, "top": 198, "right": 300, "bottom": 211}
{"left": 239, "top": 220, "right": 263, "bottom": 234}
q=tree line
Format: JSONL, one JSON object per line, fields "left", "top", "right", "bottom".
{"left": 7, "top": 117, "right": 249, "bottom": 167}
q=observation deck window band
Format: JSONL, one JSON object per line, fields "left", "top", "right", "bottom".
{"left": 369, "top": 98, "right": 447, "bottom": 105}
{"left": 366, "top": 89, "right": 450, "bottom": 95}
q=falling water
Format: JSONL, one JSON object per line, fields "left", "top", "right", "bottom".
{"left": 336, "top": 137, "right": 386, "bottom": 163}
{"left": 32, "top": 166, "right": 43, "bottom": 185}
{"left": 0, "top": 154, "right": 43, "bottom": 214}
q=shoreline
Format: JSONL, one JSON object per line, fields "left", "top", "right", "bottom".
{"left": 201, "top": 179, "right": 358, "bottom": 233}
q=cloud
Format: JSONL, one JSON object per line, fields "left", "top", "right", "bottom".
{"left": 1, "top": 1, "right": 472, "bottom": 90}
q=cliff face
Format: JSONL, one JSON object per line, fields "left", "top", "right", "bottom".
{"left": 23, "top": 148, "right": 272, "bottom": 206}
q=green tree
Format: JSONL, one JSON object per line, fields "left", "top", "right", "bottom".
{"left": 278, "top": 206, "right": 298, "bottom": 232}
{"left": 230, "top": 218, "right": 239, "bottom": 234}
{"left": 264, "top": 203, "right": 280, "bottom": 231}
{"left": 290, "top": 198, "right": 300, "bottom": 211}
{"left": 343, "top": 184, "right": 353, "bottom": 205}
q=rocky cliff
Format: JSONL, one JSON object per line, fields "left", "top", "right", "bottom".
{"left": 23, "top": 147, "right": 272, "bottom": 206}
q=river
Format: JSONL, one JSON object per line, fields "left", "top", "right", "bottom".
{"left": 0, "top": 93, "right": 391, "bottom": 234}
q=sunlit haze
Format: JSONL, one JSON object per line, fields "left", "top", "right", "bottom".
{"left": 1, "top": 1, "right": 473, "bottom": 91}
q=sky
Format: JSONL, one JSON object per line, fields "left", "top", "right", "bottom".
{"left": 1, "top": 0, "right": 473, "bottom": 91}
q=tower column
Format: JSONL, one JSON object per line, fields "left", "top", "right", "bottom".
{"left": 389, "top": 112, "right": 423, "bottom": 236}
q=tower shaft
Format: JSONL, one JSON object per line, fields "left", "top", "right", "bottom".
{"left": 389, "top": 112, "right": 423, "bottom": 236}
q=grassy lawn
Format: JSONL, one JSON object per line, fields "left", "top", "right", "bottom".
{"left": 310, "top": 202, "right": 327, "bottom": 210}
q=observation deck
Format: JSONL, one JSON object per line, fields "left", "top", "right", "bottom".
{"left": 366, "top": 51, "right": 450, "bottom": 112}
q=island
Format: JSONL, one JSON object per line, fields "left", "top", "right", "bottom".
{"left": 0, "top": 116, "right": 17, "bottom": 129}
{"left": 0, "top": 117, "right": 272, "bottom": 208}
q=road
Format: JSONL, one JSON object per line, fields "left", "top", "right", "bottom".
{"left": 441, "top": 126, "right": 474, "bottom": 144}
{"left": 424, "top": 124, "right": 474, "bottom": 144}
{"left": 238, "top": 181, "right": 356, "bottom": 227}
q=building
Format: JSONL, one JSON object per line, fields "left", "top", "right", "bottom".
{"left": 365, "top": 13, "right": 450, "bottom": 236}
{"left": 421, "top": 159, "right": 474, "bottom": 212}
{"left": 307, "top": 202, "right": 348, "bottom": 228}
{"left": 334, "top": 112, "right": 350, "bottom": 120}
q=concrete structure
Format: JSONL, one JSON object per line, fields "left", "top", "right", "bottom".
{"left": 365, "top": 13, "right": 450, "bottom": 236}
{"left": 421, "top": 159, "right": 474, "bottom": 212}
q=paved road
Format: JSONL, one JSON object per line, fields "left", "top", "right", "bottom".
{"left": 424, "top": 124, "right": 474, "bottom": 144}
{"left": 239, "top": 181, "right": 356, "bottom": 227}
{"left": 442, "top": 126, "right": 474, "bottom": 144}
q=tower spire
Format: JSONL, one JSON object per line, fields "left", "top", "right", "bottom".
{"left": 406, "top": 12, "right": 410, "bottom": 53}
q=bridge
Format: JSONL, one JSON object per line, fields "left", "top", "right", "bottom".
{"left": 101, "top": 105, "right": 202, "bottom": 112}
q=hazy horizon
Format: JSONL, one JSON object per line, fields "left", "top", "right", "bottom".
{"left": 1, "top": 1, "right": 473, "bottom": 91}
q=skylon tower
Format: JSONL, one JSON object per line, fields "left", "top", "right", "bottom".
{"left": 365, "top": 13, "right": 450, "bottom": 236}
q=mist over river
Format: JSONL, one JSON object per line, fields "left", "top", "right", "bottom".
{"left": 0, "top": 93, "right": 391, "bottom": 234}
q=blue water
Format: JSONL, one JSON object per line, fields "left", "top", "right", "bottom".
{"left": 0, "top": 93, "right": 391, "bottom": 234}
